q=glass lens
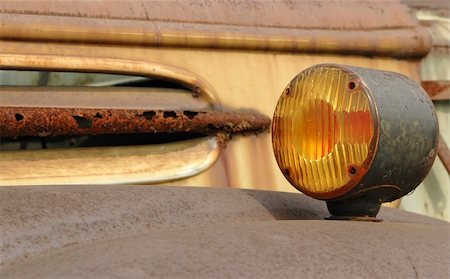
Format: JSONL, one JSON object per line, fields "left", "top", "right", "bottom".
{"left": 272, "top": 66, "right": 374, "bottom": 197}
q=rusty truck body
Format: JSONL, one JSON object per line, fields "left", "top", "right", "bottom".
{"left": 0, "top": 1, "right": 449, "bottom": 278}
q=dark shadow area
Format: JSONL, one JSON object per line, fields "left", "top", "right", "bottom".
{"left": 0, "top": 132, "right": 204, "bottom": 150}
{"left": 244, "top": 190, "right": 328, "bottom": 220}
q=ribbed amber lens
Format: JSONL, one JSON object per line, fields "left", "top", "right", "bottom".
{"left": 272, "top": 65, "right": 375, "bottom": 198}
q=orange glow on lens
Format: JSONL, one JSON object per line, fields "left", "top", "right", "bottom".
{"left": 272, "top": 66, "right": 375, "bottom": 198}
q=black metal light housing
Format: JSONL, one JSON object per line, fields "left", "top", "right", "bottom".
{"left": 272, "top": 64, "right": 439, "bottom": 218}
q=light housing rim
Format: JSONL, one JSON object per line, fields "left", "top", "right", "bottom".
{"left": 272, "top": 63, "right": 381, "bottom": 200}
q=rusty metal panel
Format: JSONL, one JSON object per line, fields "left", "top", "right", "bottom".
{"left": 0, "top": 41, "right": 422, "bottom": 193}
{"left": 0, "top": 53, "right": 270, "bottom": 186}
{"left": 5, "top": 221, "right": 444, "bottom": 279}
{"left": 0, "top": 86, "right": 211, "bottom": 110}
{"left": 0, "top": 186, "right": 448, "bottom": 277}
{"left": 422, "top": 81, "right": 450, "bottom": 100}
{"left": 0, "top": 107, "right": 270, "bottom": 137}
{"left": 0, "top": 0, "right": 420, "bottom": 29}
{"left": 0, "top": 1, "right": 431, "bottom": 58}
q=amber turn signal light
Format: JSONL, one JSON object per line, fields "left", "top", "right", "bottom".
{"left": 272, "top": 64, "right": 438, "bottom": 218}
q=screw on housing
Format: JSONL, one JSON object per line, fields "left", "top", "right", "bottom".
{"left": 272, "top": 64, "right": 439, "bottom": 218}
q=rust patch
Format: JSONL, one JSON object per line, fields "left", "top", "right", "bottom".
{"left": 215, "top": 133, "right": 232, "bottom": 149}
{"left": 0, "top": 107, "right": 271, "bottom": 138}
{"left": 422, "top": 81, "right": 450, "bottom": 100}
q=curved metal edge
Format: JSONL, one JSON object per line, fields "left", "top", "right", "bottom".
{"left": 106, "top": 137, "right": 221, "bottom": 186}
{"left": 0, "top": 137, "right": 221, "bottom": 186}
{"left": 345, "top": 65, "right": 439, "bottom": 201}
{"left": 0, "top": 53, "right": 222, "bottom": 110}
{"left": 0, "top": 13, "right": 432, "bottom": 58}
